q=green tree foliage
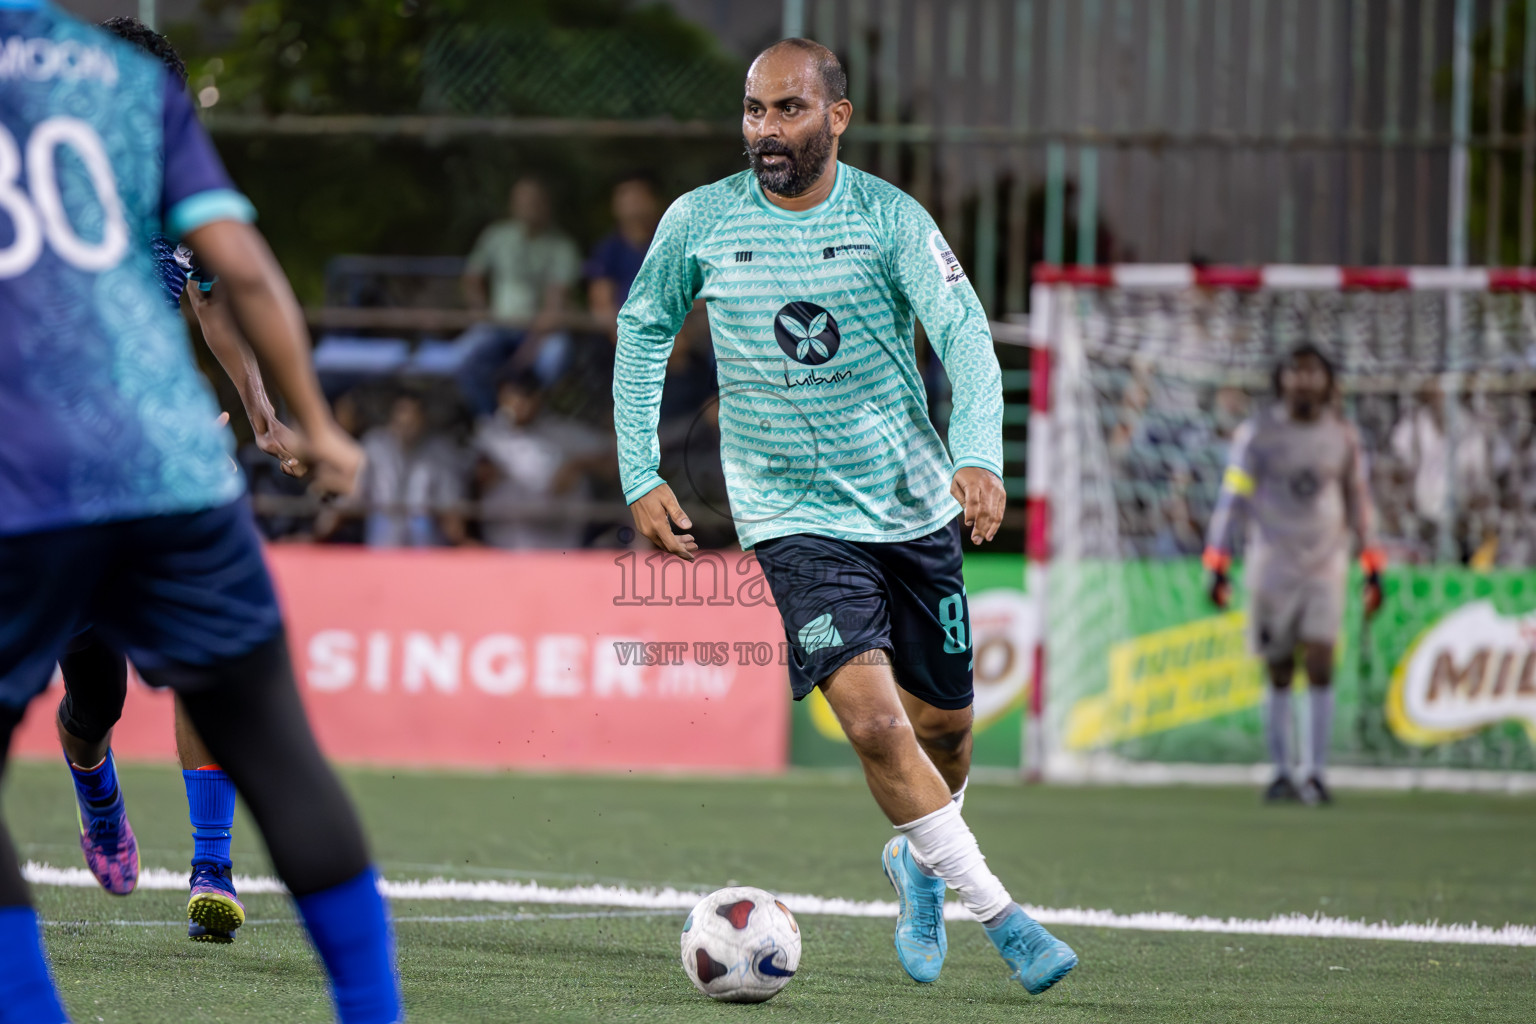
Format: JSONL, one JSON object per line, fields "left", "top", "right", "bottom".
{"left": 187, "top": 0, "right": 742, "bottom": 119}
{"left": 172, "top": 2, "right": 748, "bottom": 303}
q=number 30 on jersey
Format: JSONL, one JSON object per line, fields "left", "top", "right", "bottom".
{"left": 0, "top": 117, "right": 128, "bottom": 278}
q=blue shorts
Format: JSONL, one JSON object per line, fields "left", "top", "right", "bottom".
{"left": 751, "top": 517, "right": 974, "bottom": 710}
{"left": 0, "top": 501, "right": 282, "bottom": 712}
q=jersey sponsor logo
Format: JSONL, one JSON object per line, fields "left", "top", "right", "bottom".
{"left": 797, "top": 613, "right": 843, "bottom": 654}
{"left": 773, "top": 301, "right": 841, "bottom": 365}
{"left": 735, "top": 250, "right": 753, "bottom": 263}
{"left": 821, "top": 243, "right": 874, "bottom": 259}
{"left": 0, "top": 36, "right": 118, "bottom": 86}
{"left": 1289, "top": 469, "right": 1321, "bottom": 499}
{"left": 784, "top": 366, "right": 853, "bottom": 390}
{"left": 929, "top": 230, "right": 965, "bottom": 285}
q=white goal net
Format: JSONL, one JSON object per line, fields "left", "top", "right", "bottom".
{"left": 1027, "top": 266, "right": 1536, "bottom": 778}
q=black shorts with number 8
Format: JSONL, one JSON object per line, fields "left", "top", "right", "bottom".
{"left": 751, "top": 516, "right": 974, "bottom": 710}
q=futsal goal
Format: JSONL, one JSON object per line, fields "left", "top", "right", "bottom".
{"left": 1023, "top": 265, "right": 1536, "bottom": 782}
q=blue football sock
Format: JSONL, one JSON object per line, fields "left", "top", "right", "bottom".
{"left": 293, "top": 868, "right": 402, "bottom": 1024}
{"left": 66, "top": 752, "right": 120, "bottom": 810}
{"left": 0, "top": 906, "right": 69, "bottom": 1024}
{"left": 183, "top": 768, "right": 236, "bottom": 870}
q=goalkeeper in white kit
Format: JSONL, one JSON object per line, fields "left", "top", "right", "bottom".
{"left": 1204, "top": 344, "right": 1385, "bottom": 804}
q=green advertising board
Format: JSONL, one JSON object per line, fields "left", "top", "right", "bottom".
{"left": 1049, "top": 560, "right": 1536, "bottom": 772}
{"left": 789, "top": 553, "right": 1536, "bottom": 773}
{"left": 789, "top": 554, "right": 1030, "bottom": 768}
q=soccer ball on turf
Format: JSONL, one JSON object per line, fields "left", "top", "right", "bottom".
{"left": 680, "top": 886, "right": 801, "bottom": 1002}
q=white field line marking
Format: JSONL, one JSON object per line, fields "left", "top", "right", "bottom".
{"left": 25, "top": 862, "right": 1535, "bottom": 948}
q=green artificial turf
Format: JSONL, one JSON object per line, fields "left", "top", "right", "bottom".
{"left": 6, "top": 761, "right": 1534, "bottom": 1023}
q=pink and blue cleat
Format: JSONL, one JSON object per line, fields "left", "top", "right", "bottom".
{"left": 187, "top": 863, "right": 245, "bottom": 943}
{"left": 69, "top": 756, "right": 138, "bottom": 896}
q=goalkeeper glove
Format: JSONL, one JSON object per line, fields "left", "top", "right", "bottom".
{"left": 1202, "top": 547, "right": 1231, "bottom": 609}
{"left": 1361, "top": 548, "right": 1386, "bottom": 619}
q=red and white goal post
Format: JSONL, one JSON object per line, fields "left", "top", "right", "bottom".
{"left": 1020, "top": 264, "right": 1536, "bottom": 781}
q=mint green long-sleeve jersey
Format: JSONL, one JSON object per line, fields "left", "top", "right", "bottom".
{"left": 614, "top": 163, "right": 1003, "bottom": 551}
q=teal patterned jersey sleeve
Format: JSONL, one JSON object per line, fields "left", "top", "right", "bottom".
{"left": 884, "top": 196, "right": 1005, "bottom": 479}
{"left": 614, "top": 193, "right": 704, "bottom": 504}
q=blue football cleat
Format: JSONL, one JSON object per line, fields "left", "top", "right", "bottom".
{"left": 881, "top": 835, "right": 947, "bottom": 983}
{"left": 985, "top": 904, "right": 1078, "bottom": 994}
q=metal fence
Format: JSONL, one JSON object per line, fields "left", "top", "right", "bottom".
{"left": 188, "top": 0, "right": 1536, "bottom": 556}
{"left": 211, "top": 0, "right": 1536, "bottom": 320}
{"left": 778, "top": 0, "right": 1534, "bottom": 315}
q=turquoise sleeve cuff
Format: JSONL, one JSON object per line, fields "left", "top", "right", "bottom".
{"left": 166, "top": 189, "right": 256, "bottom": 241}
{"left": 623, "top": 474, "right": 667, "bottom": 505}
{"left": 951, "top": 458, "right": 1003, "bottom": 479}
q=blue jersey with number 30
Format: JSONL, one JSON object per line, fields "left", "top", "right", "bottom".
{"left": 0, "top": 0, "right": 255, "bottom": 536}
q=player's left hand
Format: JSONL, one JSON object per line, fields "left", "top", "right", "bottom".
{"left": 301, "top": 423, "right": 365, "bottom": 498}
{"left": 1361, "top": 548, "right": 1386, "bottom": 620}
{"left": 1363, "top": 572, "right": 1383, "bottom": 619}
{"left": 951, "top": 467, "right": 1006, "bottom": 545}
{"left": 254, "top": 417, "right": 308, "bottom": 478}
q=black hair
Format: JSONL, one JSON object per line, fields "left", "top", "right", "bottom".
{"left": 1273, "top": 343, "right": 1337, "bottom": 398}
{"left": 755, "top": 38, "right": 848, "bottom": 104}
{"left": 99, "top": 17, "right": 187, "bottom": 86}
{"left": 496, "top": 368, "right": 543, "bottom": 396}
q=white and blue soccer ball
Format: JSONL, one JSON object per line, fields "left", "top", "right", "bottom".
{"left": 680, "top": 886, "right": 801, "bottom": 1002}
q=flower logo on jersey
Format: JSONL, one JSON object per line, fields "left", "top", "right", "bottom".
{"left": 1289, "top": 469, "right": 1321, "bottom": 500}
{"left": 773, "top": 301, "right": 841, "bottom": 365}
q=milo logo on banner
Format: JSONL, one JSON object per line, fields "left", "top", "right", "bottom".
{"left": 1387, "top": 601, "right": 1536, "bottom": 745}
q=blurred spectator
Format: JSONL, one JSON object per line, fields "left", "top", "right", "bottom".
{"left": 345, "top": 392, "right": 469, "bottom": 548}
{"left": 242, "top": 442, "right": 311, "bottom": 542}
{"left": 1211, "top": 386, "right": 1250, "bottom": 441}
{"left": 458, "top": 176, "right": 583, "bottom": 411}
{"left": 586, "top": 173, "right": 662, "bottom": 343}
{"left": 1388, "top": 384, "right": 1492, "bottom": 554}
{"left": 658, "top": 398, "right": 735, "bottom": 550}
{"left": 473, "top": 371, "right": 615, "bottom": 550}
{"left": 660, "top": 301, "right": 718, "bottom": 427}
{"left": 1150, "top": 479, "right": 1204, "bottom": 559}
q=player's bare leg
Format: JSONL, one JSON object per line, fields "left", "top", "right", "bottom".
{"left": 899, "top": 690, "right": 973, "bottom": 802}
{"left": 1300, "top": 641, "right": 1336, "bottom": 804}
{"left": 174, "top": 696, "right": 220, "bottom": 770}
{"left": 820, "top": 653, "right": 1076, "bottom": 993}
{"left": 56, "top": 714, "right": 109, "bottom": 770}
{"left": 175, "top": 695, "right": 245, "bottom": 942}
{"left": 820, "top": 654, "right": 950, "bottom": 824}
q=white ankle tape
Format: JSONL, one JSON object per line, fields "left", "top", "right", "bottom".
{"left": 896, "top": 801, "right": 1012, "bottom": 922}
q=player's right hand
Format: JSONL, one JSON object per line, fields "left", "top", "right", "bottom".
{"left": 1202, "top": 547, "right": 1231, "bottom": 609}
{"left": 255, "top": 417, "right": 308, "bottom": 478}
{"left": 629, "top": 483, "right": 698, "bottom": 562}
{"left": 1206, "top": 570, "right": 1230, "bottom": 609}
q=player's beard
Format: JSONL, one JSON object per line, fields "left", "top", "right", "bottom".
{"left": 745, "top": 114, "right": 836, "bottom": 198}
{"left": 1287, "top": 391, "right": 1323, "bottom": 420}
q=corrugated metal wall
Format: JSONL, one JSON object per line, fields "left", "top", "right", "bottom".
{"left": 771, "top": 1, "right": 1531, "bottom": 315}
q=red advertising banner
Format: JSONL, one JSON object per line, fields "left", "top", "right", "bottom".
{"left": 12, "top": 548, "right": 790, "bottom": 773}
